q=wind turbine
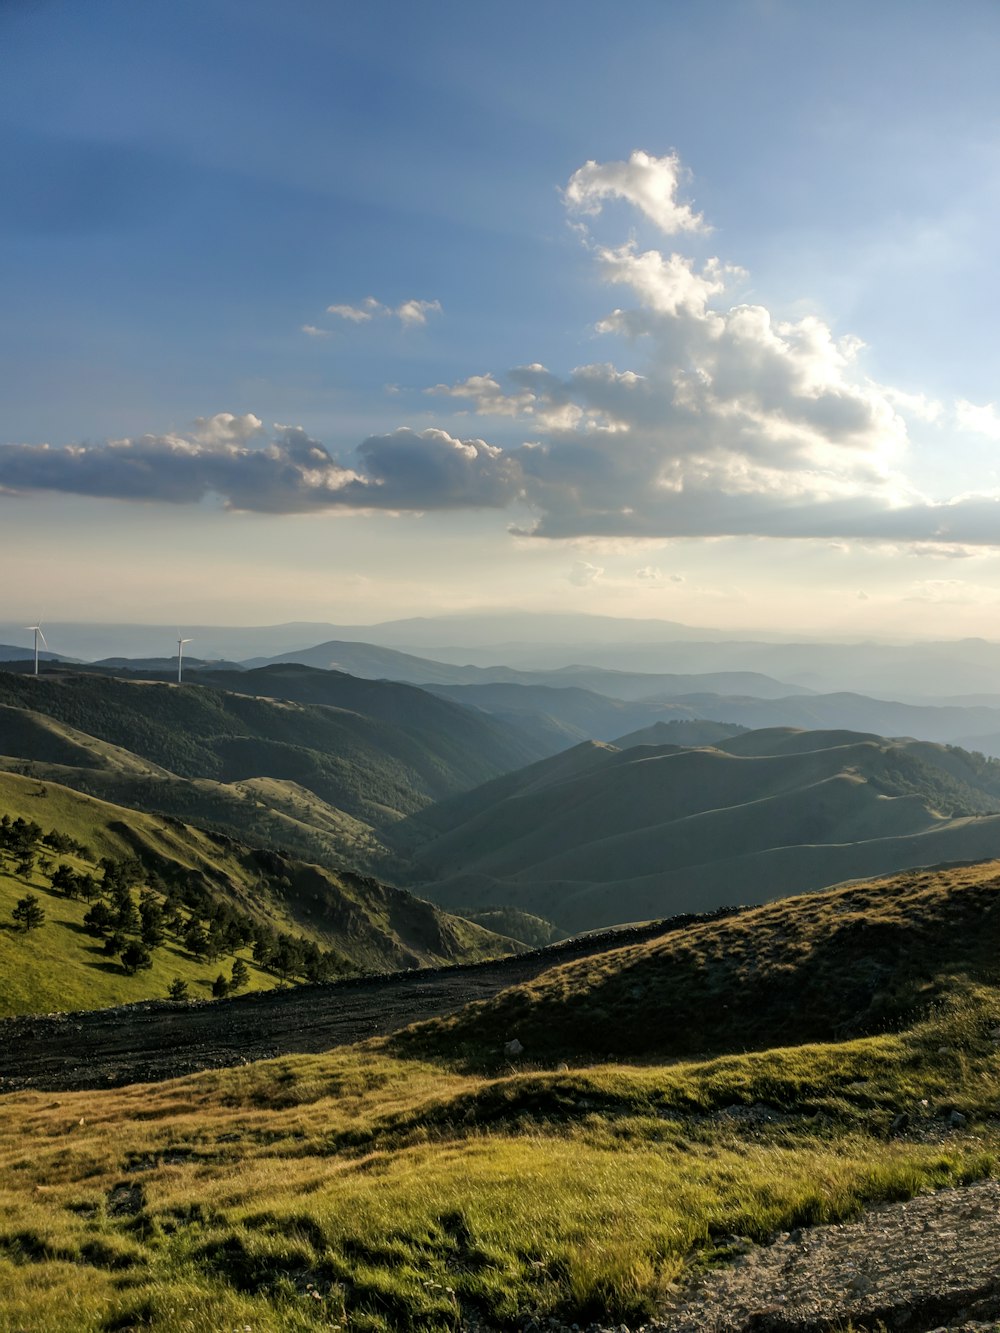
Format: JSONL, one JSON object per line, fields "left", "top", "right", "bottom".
{"left": 176, "top": 633, "right": 193, "bottom": 684}
{"left": 25, "top": 621, "right": 46, "bottom": 676}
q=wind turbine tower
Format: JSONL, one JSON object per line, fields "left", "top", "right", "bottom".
{"left": 176, "top": 634, "right": 193, "bottom": 684}
{"left": 25, "top": 622, "right": 46, "bottom": 677}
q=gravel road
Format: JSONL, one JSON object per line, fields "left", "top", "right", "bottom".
{"left": 0, "top": 912, "right": 737, "bottom": 1093}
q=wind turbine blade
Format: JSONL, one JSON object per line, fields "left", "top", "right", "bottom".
{"left": 37, "top": 629, "right": 47, "bottom": 648}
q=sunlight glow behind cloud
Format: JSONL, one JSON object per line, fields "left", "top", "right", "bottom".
{"left": 3, "top": 151, "right": 999, "bottom": 550}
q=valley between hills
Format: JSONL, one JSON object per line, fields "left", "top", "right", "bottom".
{"left": 1, "top": 621, "right": 999, "bottom": 1332}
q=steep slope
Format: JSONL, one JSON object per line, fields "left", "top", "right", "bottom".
{"left": 0, "top": 668, "right": 553, "bottom": 829}
{"left": 395, "top": 728, "right": 1000, "bottom": 930}
{"left": 0, "top": 771, "right": 518, "bottom": 1016}
{"left": 399, "top": 857, "right": 1000, "bottom": 1060}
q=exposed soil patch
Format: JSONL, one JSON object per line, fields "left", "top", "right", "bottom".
{"left": 0, "top": 910, "right": 741, "bottom": 1093}
{"left": 498, "top": 1181, "right": 1000, "bottom": 1333}
{"left": 653, "top": 1178, "right": 1000, "bottom": 1332}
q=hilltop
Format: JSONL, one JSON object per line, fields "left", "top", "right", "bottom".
{"left": 395, "top": 726, "right": 1000, "bottom": 930}
{"left": 0, "top": 665, "right": 557, "bottom": 873}
{"left": 398, "top": 857, "right": 1000, "bottom": 1062}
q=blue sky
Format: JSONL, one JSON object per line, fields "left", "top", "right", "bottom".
{"left": 3, "top": 0, "right": 1000, "bottom": 637}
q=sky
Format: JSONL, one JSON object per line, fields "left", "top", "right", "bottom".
{"left": 3, "top": 0, "right": 1000, "bottom": 641}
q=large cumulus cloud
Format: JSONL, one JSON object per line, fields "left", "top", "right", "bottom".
{"left": 0, "top": 416, "right": 518, "bottom": 513}
{"left": 3, "top": 150, "right": 1000, "bottom": 547}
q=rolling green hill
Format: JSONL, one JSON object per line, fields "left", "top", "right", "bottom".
{"left": 398, "top": 856, "right": 1000, "bottom": 1060}
{"left": 0, "top": 771, "right": 519, "bottom": 1017}
{"left": 0, "top": 668, "right": 560, "bottom": 880}
{"left": 394, "top": 728, "right": 1000, "bottom": 931}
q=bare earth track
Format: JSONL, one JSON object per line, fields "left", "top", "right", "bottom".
{"left": 0, "top": 912, "right": 740, "bottom": 1093}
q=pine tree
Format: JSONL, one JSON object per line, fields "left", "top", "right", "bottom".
{"left": 230, "top": 956, "right": 250, "bottom": 990}
{"left": 168, "top": 978, "right": 189, "bottom": 1002}
{"left": 12, "top": 894, "right": 44, "bottom": 932}
{"left": 120, "top": 941, "right": 153, "bottom": 975}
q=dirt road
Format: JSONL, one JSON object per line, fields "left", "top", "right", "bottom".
{"left": 0, "top": 913, "right": 735, "bottom": 1093}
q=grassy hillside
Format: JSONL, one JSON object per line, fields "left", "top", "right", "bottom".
{"left": 400, "top": 859, "right": 1000, "bottom": 1060}
{"left": 395, "top": 728, "right": 1000, "bottom": 930}
{"left": 0, "top": 772, "right": 518, "bottom": 1017}
{"left": 1, "top": 858, "right": 998, "bottom": 1331}
{"left": 0, "top": 735, "right": 389, "bottom": 875}
{"left": 0, "top": 668, "right": 552, "bottom": 829}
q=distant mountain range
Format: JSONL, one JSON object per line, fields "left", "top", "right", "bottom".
{"left": 9, "top": 612, "right": 1000, "bottom": 699}
{"left": 245, "top": 637, "right": 806, "bottom": 697}
{"left": 393, "top": 727, "right": 1000, "bottom": 932}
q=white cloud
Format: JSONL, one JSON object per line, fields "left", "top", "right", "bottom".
{"left": 880, "top": 386, "right": 943, "bottom": 423}
{"left": 567, "top": 560, "right": 603, "bottom": 586}
{"left": 955, "top": 399, "right": 1000, "bottom": 439}
{"left": 12, "top": 151, "right": 1000, "bottom": 552}
{"left": 301, "top": 324, "right": 332, "bottom": 338}
{"left": 324, "top": 296, "right": 442, "bottom": 329}
{"left": 326, "top": 299, "right": 379, "bottom": 323}
{"left": 635, "top": 565, "right": 683, "bottom": 585}
{"left": 564, "top": 150, "right": 707, "bottom": 236}
{"left": 191, "top": 413, "right": 264, "bottom": 446}
{"left": 396, "top": 298, "right": 442, "bottom": 327}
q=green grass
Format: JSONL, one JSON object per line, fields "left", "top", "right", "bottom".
{"left": 0, "top": 865, "right": 273, "bottom": 1013}
{"left": 0, "top": 772, "right": 517, "bottom": 1017}
{"left": 397, "top": 860, "right": 1000, "bottom": 1063}
{"left": 0, "top": 990, "right": 997, "bottom": 1332}
{"left": 4, "top": 851, "right": 999, "bottom": 1330}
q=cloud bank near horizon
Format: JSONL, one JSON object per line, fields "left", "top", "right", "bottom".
{"left": 3, "top": 151, "right": 1000, "bottom": 547}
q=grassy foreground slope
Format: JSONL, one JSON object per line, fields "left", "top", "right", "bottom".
{"left": 0, "top": 859, "right": 998, "bottom": 1331}
{"left": 400, "top": 859, "right": 1000, "bottom": 1060}
{"left": 0, "top": 772, "right": 518, "bottom": 1017}
{"left": 399, "top": 727, "right": 1000, "bottom": 930}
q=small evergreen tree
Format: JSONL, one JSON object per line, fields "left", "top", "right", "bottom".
{"left": 211, "top": 973, "right": 230, "bottom": 999}
{"left": 12, "top": 894, "right": 44, "bottom": 932}
{"left": 183, "top": 920, "right": 209, "bottom": 959}
{"left": 120, "top": 941, "right": 153, "bottom": 975}
{"left": 167, "top": 978, "right": 189, "bottom": 1002}
{"left": 83, "top": 901, "right": 114, "bottom": 936}
{"left": 230, "top": 956, "right": 250, "bottom": 991}
{"left": 51, "top": 864, "right": 79, "bottom": 897}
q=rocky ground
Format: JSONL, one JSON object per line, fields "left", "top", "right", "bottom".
{"left": 506, "top": 1179, "right": 1000, "bottom": 1333}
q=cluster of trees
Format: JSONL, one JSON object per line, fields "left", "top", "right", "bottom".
{"left": 5, "top": 814, "right": 349, "bottom": 996}
{"left": 0, "top": 813, "right": 92, "bottom": 880}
